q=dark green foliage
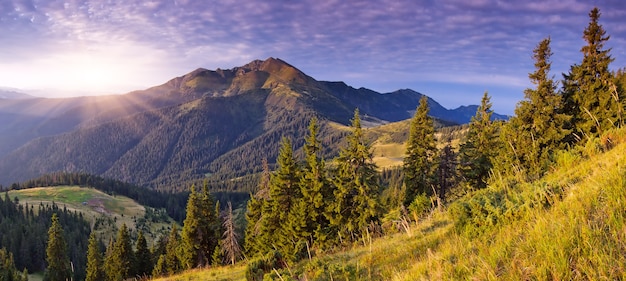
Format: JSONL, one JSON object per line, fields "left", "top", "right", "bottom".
{"left": 244, "top": 159, "right": 270, "bottom": 258}
{"left": 152, "top": 225, "right": 182, "bottom": 277}
{"left": 44, "top": 214, "right": 71, "bottom": 281}
{"left": 0, "top": 196, "right": 90, "bottom": 281}
{"left": 245, "top": 250, "right": 285, "bottom": 281}
{"left": 134, "top": 231, "right": 153, "bottom": 278}
{"left": 562, "top": 7, "right": 621, "bottom": 140}
{"left": 437, "top": 138, "right": 458, "bottom": 202}
{"left": 104, "top": 224, "right": 134, "bottom": 281}
{"left": 85, "top": 233, "right": 104, "bottom": 281}
{"left": 403, "top": 96, "right": 438, "bottom": 206}
{"left": 329, "top": 109, "right": 380, "bottom": 242}
{"left": 504, "top": 38, "right": 570, "bottom": 179}
{"left": 180, "top": 182, "right": 221, "bottom": 269}
{"left": 459, "top": 93, "right": 499, "bottom": 190}
{"left": 17, "top": 172, "right": 189, "bottom": 223}
{"left": 0, "top": 248, "right": 28, "bottom": 281}
{"left": 299, "top": 117, "right": 333, "bottom": 249}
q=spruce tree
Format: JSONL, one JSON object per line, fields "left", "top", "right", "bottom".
{"left": 562, "top": 7, "right": 619, "bottom": 139}
{"left": 459, "top": 92, "right": 498, "bottom": 190}
{"left": 85, "top": 232, "right": 104, "bottom": 281}
{"left": 103, "top": 239, "right": 120, "bottom": 281}
{"left": 106, "top": 224, "right": 134, "bottom": 281}
{"left": 403, "top": 96, "right": 438, "bottom": 206}
{"left": 0, "top": 248, "right": 28, "bottom": 281}
{"left": 180, "top": 182, "right": 220, "bottom": 269}
{"left": 44, "top": 213, "right": 71, "bottom": 281}
{"left": 507, "top": 38, "right": 570, "bottom": 178}
{"left": 437, "top": 138, "right": 458, "bottom": 202}
{"left": 152, "top": 225, "right": 182, "bottom": 277}
{"left": 299, "top": 117, "right": 333, "bottom": 248}
{"left": 134, "top": 231, "right": 153, "bottom": 278}
{"left": 267, "top": 137, "right": 303, "bottom": 261}
{"left": 330, "top": 109, "right": 379, "bottom": 242}
{"left": 244, "top": 159, "right": 270, "bottom": 257}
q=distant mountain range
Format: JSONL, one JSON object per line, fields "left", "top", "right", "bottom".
{"left": 0, "top": 89, "right": 34, "bottom": 100}
{"left": 0, "top": 58, "right": 507, "bottom": 188}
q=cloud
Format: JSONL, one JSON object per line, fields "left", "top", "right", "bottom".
{"left": 0, "top": 0, "right": 625, "bottom": 112}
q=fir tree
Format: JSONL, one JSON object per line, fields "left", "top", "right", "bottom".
{"left": 44, "top": 213, "right": 71, "bottom": 281}
{"left": 134, "top": 231, "right": 153, "bottom": 278}
{"left": 103, "top": 224, "right": 134, "bottom": 281}
{"left": 85, "top": 232, "right": 104, "bottom": 281}
{"left": 180, "top": 182, "right": 220, "bottom": 269}
{"left": 403, "top": 96, "right": 438, "bottom": 206}
{"left": 299, "top": 117, "right": 333, "bottom": 249}
{"left": 0, "top": 248, "right": 28, "bottom": 281}
{"left": 437, "top": 138, "right": 458, "bottom": 202}
{"left": 459, "top": 92, "right": 498, "bottom": 190}
{"left": 330, "top": 109, "right": 380, "bottom": 242}
{"left": 244, "top": 159, "right": 270, "bottom": 257}
{"left": 506, "top": 38, "right": 570, "bottom": 178}
{"left": 267, "top": 137, "right": 303, "bottom": 261}
{"left": 562, "top": 7, "right": 619, "bottom": 139}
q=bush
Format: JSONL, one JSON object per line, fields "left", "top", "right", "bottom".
{"left": 245, "top": 250, "right": 285, "bottom": 281}
{"left": 408, "top": 193, "right": 431, "bottom": 222}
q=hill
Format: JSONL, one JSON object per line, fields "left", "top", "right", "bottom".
{"left": 0, "top": 58, "right": 505, "bottom": 188}
{"left": 153, "top": 129, "right": 626, "bottom": 280}
{"left": 8, "top": 186, "right": 174, "bottom": 242}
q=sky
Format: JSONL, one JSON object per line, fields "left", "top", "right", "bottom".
{"left": 1, "top": 0, "right": 625, "bottom": 114}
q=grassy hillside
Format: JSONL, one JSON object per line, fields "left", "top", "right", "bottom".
{"left": 8, "top": 186, "right": 174, "bottom": 241}
{"left": 155, "top": 129, "right": 626, "bottom": 280}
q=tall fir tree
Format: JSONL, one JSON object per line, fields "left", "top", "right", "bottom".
{"left": 107, "top": 224, "right": 134, "bottom": 281}
{"left": 330, "top": 109, "right": 380, "bottom": 242}
{"left": 244, "top": 159, "right": 270, "bottom": 257}
{"left": 437, "top": 137, "right": 458, "bottom": 202}
{"left": 403, "top": 96, "right": 438, "bottom": 206}
{"left": 152, "top": 225, "right": 182, "bottom": 277}
{"left": 267, "top": 137, "right": 304, "bottom": 261}
{"left": 459, "top": 92, "right": 498, "bottom": 190}
{"left": 180, "top": 182, "right": 220, "bottom": 269}
{"left": 299, "top": 117, "right": 333, "bottom": 249}
{"left": 134, "top": 231, "right": 153, "bottom": 278}
{"left": 85, "top": 232, "right": 104, "bottom": 281}
{"left": 103, "top": 239, "right": 119, "bottom": 281}
{"left": 562, "top": 7, "right": 619, "bottom": 139}
{"left": 44, "top": 213, "right": 71, "bottom": 281}
{"left": 506, "top": 38, "right": 570, "bottom": 179}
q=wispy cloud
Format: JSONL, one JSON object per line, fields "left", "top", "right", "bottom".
{"left": 0, "top": 0, "right": 624, "bottom": 112}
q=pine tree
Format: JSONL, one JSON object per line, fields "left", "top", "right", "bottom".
{"left": 134, "top": 231, "right": 153, "bottom": 278}
{"left": 330, "top": 109, "right": 380, "bottom": 242}
{"left": 437, "top": 138, "right": 458, "bottom": 202}
{"left": 244, "top": 159, "right": 270, "bottom": 257}
{"left": 459, "top": 92, "right": 498, "bottom": 190}
{"left": 222, "top": 202, "right": 241, "bottom": 265}
{"left": 506, "top": 38, "right": 570, "bottom": 178}
{"left": 85, "top": 232, "right": 104, "bottom": 281}
{"left": 44, "top": 213, "right": 71, "bottom": 281}
{"left": 180, "top": 182, "right": 220, "bottom": 269}
{"left": 403, "top": 96, "right": 438, "bottom": 206}
{"left": 267, "top": 137, "right": 303, "bottom": 261}
{"left": 0, "top": 248, "right": 28, "bottom": 281}
{"left": 562, "top": 7, "right": 618, "bottom": 139}
{"left": 152, "top": 225, "right": 181, "bottom": 277}
{"left": 103, "top": 224, "right": 134, "bottom": 281}
{"left": 299, "top": 117, "right": 333, "bottom": 248}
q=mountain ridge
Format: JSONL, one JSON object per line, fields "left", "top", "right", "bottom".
{"left": 0, "top": 57, "right": 507, "bottom": 187}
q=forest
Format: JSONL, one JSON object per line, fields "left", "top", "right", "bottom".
{"left": 1, "top": 6, "right": 625, "bottom": 281}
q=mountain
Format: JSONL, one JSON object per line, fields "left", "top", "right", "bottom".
{"left": 0, "top": 89, "right": 34, "bottom": 99}
{"left": 0, "top": 58, "right": 506, "bottom": 187}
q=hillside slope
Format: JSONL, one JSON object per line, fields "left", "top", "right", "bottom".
{"left": 156, "top": 130, "right": 626, "bottom": 280}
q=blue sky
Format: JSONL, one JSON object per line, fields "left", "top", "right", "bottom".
{"left": 1, "top": 0, "right": 625, "bottom": 114}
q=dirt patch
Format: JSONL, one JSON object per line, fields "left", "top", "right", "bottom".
{"left": 87, "top": 198, "right": 111, "bottom": 215}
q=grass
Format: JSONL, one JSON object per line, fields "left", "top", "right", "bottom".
{"left": 8, "top": 186, "right": 173, "bottom": 242}
{"left": 159, "top": 129, "right": 626, "bottom": 280}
